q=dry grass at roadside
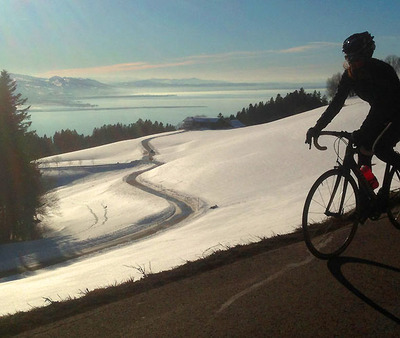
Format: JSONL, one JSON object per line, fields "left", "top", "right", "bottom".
{"left": 0, "top": 228, "right": 304, "bottom": 337}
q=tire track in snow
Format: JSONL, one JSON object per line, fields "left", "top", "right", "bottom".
{"left": 86, "top": 205, "right": 99, "bottom": 228}
{"left": 101, "top": 203, "right": 108, "bottom": 225}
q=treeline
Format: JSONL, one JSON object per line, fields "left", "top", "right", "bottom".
{"left": 234, "top": 88, "right": 328, "bottom": 126}
{"left": 28, "top": 119, "right": 176, "bottom": 159}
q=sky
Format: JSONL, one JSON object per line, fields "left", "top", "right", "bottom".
{"left": 1, "top": 0, "right": 400, "bottom": 84}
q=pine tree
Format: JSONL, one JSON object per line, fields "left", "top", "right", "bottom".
{"left": 0, "top": 70, "right": 42, "bottom": 242}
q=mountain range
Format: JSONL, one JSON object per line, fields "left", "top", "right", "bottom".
{"left": 11, "top": 74, "right": 115, "bottom": 106}
{"left": 11, "top": 73, "right": 323, "bottom": 106}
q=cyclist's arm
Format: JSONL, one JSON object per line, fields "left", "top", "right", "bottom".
{"left": 314, "top": 71, "right": 352, "bottom": 131}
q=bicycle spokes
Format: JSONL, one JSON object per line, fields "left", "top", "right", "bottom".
{"left": 302, "top": 169, "right": 358, "bottom": 259}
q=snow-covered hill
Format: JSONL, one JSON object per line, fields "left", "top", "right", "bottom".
{"left": 0, "top": 98, "right": 378, "bottom": 315}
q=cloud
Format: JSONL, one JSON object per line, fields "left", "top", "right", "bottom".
{"left": 39, "top": 41, "right": 339, "bottom": 78}
{"left": 40, "top": 60, "right": 196, "bottom": 77}
{"left": 39, "top": 51, "right": 257, "bottom": 78}
{"left": 276, "top": 42, "right": 341, "bottom": 54}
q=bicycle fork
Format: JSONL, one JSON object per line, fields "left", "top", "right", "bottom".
{"left": 325, "top": 173, "right": 349, "bottom": 218}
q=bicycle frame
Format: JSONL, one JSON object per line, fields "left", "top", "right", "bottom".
{"left": 342, "top": 142, "right": 375, "bottom": 198}
{"left": 316, "top": 131, "right": 395, "bottom": 215}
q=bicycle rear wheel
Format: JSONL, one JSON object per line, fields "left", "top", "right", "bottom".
{"left": 387, "top": 168, "right": 400, "bottom": 229}
{"left": 302, "top": 168, "right": 359, "bottom": 259}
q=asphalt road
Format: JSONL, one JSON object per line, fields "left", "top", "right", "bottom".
{"left": 14, "top": 216, "right": 400, "bottom": 337}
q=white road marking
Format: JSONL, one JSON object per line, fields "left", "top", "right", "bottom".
{"left": 216, "top": 254, "right": 314, "bottom": 314}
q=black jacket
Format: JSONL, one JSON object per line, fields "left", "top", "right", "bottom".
{"left": 315, "top": 58, "right": 400, "bottom": 146}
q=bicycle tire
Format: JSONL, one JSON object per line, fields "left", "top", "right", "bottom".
{"left": 302, "top": 168, "right": 359, "bottom": 259}
{"left": 386, "top": 168, "right": 400, "bottom": 229}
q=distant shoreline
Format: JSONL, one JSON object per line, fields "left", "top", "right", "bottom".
{"left": 75, "top": 94, "right": 177, "bottom": 100}
{"left": 30, "top": 105, "right": 207, "bottom": 113}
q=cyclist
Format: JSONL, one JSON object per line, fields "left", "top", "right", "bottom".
{"left": 306, "top": 31, "right": 400, "bottom": 169}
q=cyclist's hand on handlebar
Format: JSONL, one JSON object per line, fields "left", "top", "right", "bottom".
{"left": 305, "top": 127, "right": 320, "bottom": 149}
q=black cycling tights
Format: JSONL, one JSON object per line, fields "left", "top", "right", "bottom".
{"left": 373, "top": 123, "right": 400, "bottom": 169}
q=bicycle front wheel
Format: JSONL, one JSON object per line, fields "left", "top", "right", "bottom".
{"left": 387, "top": 167, "right": 400, "bottom": 229}
{"left": 302, "top": 169, "right": 359, "bottom": 259}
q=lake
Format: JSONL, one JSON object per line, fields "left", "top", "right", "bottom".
{"left": 28, "top": 87, "right": 325, "bottom": 136}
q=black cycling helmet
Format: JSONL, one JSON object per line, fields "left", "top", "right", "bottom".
{"left": 342, "top": 31, "right": 375, "bottom": 62}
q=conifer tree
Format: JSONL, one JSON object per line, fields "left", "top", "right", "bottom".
{"left": 0, "top": 70, "right": 42, "bottom": 242}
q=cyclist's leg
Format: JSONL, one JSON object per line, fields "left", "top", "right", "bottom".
{"left": 357, "top": 151, "right": 372, "bottom": 167}
{"left": 373, "top": 123, "right": 400, "bottom": 212}
{"left": 373, "top": 122, "right": 400, "bottom": 169}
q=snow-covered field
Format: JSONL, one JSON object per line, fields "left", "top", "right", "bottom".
{"left": 0, "top": 98, "right": 380, "bottom": 316}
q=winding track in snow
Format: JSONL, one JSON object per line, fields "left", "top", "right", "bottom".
{"left": 0, "top": 135, "right": 203, "bottom": 278}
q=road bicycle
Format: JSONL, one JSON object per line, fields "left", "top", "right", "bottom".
{"left": 302, "top": 130, "right": 400, "bottom": 259}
